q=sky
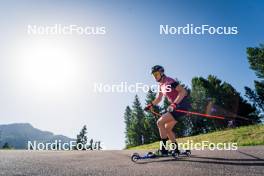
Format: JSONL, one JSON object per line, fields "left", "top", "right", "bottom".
{"left": 0, "top": 0, "right": 264, "bottom": 149}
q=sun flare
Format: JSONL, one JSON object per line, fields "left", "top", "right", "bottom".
{"left": 13, "top": 38, "right": 84, "bottom": 97}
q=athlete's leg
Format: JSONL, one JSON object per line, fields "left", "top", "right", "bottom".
{"left": 157, "top": 112, "right": 175, "bottom": 139}
{"left": 165, "top": 120, "right": 177, "bottom": 143}
{"left": 156, "top": 112, "right": 175, "bottom": 154}
{"left": 165, "top": 111, "right": 181, "bottom": 153}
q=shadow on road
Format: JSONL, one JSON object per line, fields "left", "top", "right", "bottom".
{"left": 134, "top": 153, "right": 264, "bottom": 166}
{"left": 237, "top": 151, "right": 264, "bottom": 161}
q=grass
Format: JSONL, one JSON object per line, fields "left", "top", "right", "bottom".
{"left": 128, "top": 124, "right": 264, "bottom": 150}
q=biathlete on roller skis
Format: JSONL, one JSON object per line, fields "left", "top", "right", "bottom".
{"left": 144, "top": 65, "right": 191, "bottom": 156}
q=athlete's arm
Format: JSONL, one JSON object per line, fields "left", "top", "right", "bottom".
{"left": 152, "top": 90, "right": 163, "bottom": 105}
{"left": 172, "top": 82, "right": 187, "bottom": 105}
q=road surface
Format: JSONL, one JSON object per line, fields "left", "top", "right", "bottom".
{"left": 0, "top": 146, "right": 263, "bottom": 176}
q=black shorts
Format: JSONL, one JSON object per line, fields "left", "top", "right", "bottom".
{"left": 170, "top": 97, "right": 191, "bottom": 122}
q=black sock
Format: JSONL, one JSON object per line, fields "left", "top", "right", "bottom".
{"left": 171, "top": 142, "right": 178, "bottom": 151}
{"left": 161, "top": 138, "right": 168, "bottom": 152}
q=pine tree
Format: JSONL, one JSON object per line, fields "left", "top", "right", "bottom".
{"left": 245, "top": 44, "right": 264, "bottom": 114}
{"left": 89, "top": 139, "right": 94, "bottom": 150}
{"left": 144, "top": 90, "right": 160, "bottom": 143}
{"left": 75, "top": 125, "right": 88, "bottom": 150}
{"left": 2, "top": 142, "right": 11, "bottom": 149}
{"left": 124, "top": 106, "right": 132, "bottom": 146}
{"left": 130, "top": 95, "right": 146, "bottom": 146}
{"left": 0, "top": 130, "right": 2, "bottom": 147}
{"left": 191, "top": 75, "right": 260, "bottom": 135}
{"left": 124, "top": 95, "right": 149, "bottom": 147}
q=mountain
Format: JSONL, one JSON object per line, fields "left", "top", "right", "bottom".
{"left": 0, "top": 123, "right": 74, "bottom": 149}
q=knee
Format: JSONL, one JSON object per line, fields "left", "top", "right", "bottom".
{"left": 156, "top": 119, "right": 164, "bottom": 127}
{"left": 165, "top": 124, "right": 172, "bottom": 132}
{"left": 165, "top": 122, "right": 177, "bottom": 132}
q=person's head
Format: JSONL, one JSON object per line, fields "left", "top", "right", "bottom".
{"left": 151, "top": 65, "right": 165, "bottom": 82}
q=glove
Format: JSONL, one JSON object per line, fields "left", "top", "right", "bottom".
{"left": 167, "top": 103, "right": 177, "bottom": 112}
{"left": 144, "top": 103, "right": 153, "bottom": 111}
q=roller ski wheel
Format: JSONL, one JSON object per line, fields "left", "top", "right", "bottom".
{"left": 185, "top": 150, "right": 191, "bottom": 157}
{"left": 131, "top": 153, "right": 140, "bottom": 162}
{"left": 147, "top": 152, "right": 156, "bottom": 158}
{"left": 171, "top": 150, "right": 180, "bottom": 159}
{"left": 172, "top": 152, "right": 179, "bottom": 159}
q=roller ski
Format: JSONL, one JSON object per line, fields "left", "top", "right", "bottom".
{"left": 131, "top": 149, "right": 191, "bottom": 162}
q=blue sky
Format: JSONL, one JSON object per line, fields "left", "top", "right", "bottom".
{"left": 0, "top": 0, "right": 263, "bottom": 149}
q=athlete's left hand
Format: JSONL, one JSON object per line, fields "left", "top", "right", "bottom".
{"left": 167, "top": 103, "right": 177, "bottom": 112}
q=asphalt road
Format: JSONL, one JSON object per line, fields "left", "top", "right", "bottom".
{"left": 0, "top": 146, "right": 263, "bottom": 176}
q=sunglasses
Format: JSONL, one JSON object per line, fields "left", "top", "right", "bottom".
{"left": 152, "top": 71, "right": 161, "bottom": 79}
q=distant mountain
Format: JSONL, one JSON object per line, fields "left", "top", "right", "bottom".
{"left": 0, "top": 123, "right": 74, "bottom": 149}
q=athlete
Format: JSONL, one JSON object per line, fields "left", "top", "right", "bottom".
{"left": 144, "top": 65, "right": 191, "bottom": 156}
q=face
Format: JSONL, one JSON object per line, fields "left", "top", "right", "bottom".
{"left": 152, "top": 71, "right": 162, "bottom": 82}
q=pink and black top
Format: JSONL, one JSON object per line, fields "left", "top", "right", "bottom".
{"left": 159, "top": 76, "right": 180, "bottom": 104}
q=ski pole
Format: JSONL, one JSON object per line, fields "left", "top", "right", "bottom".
{"left": 150, "top": 109, "right": 253, "bottom": 121}
{"left": 175, "top": 109, "right": 225, "bottom": 120}
{"left": 150, "top": 109, "right": 226, "bottom": 120}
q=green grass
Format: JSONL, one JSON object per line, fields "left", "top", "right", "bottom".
{"left": 128, "top": 124, "right": 264, "bottom": 150}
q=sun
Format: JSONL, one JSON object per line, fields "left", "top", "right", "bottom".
{"left": 13, "top": 38, "right": 84, "bottom": 98}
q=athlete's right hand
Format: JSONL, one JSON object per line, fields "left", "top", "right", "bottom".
{"left": 144, "top": 103, "right": 153, "bottom": 111}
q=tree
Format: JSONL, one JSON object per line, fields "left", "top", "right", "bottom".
{"left": 97, "top": 141, "right": 102, "bottom": 150}
{"left": 0, "top": 130, "right": 2, "bottom": 146}
{"left": 124, "top": 95, "right": 148, "bottom": 147}
{"left": 190, "top": 77, "right": 212, "bottom": 134}
{"left": 124, "top": 91, "right": 162, "bottom": 148}
{"left": 245, "top": 44, "right": 264, "bottom": 115}
{"left": 2, "top": 142, "right": 11, "bottom": 149}
{"left": 89, "top": 139, "right": 94, "bottom": 150}
{"left": 191, "top": 75, "right": 260, "bottom": 135}
{"left": 75, "top": 125, "right": 88, "bottom": 150}
{"left": 144, "top": 90, "right": 161, "bottom": 143}
{"left": 130, "top": 95, "right": 146, "bottom": 146}
{"left": 94, "top": 141, "right": 102, "bottom": 150}
{"left": 124, "top": 106, "right": 132, "bottom": 146}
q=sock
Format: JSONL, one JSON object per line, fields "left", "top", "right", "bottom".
{"left": 171, "top": 141, "right": 178, "bottom": 151}
{"left": 161, "top": 138, "right": 168, "bottom": 152}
